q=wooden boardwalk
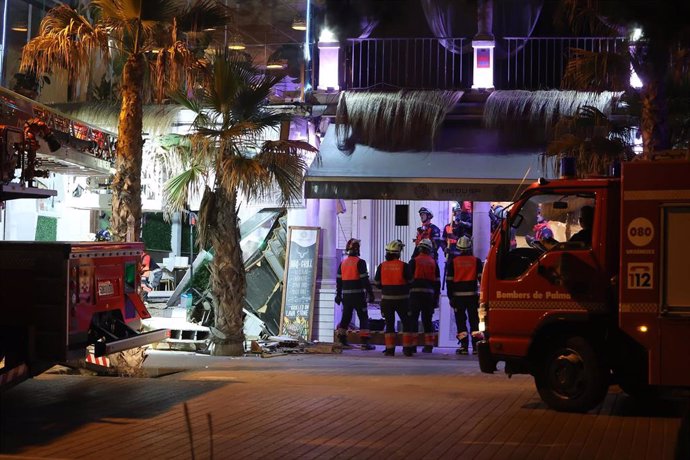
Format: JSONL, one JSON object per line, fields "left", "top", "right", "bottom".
{"left": 0, "top": 350, "right": 686, "bottom": 459}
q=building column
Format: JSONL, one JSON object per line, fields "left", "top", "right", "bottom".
{"left": 313, "top": 198, "right": 338, "bottom": 342}
{"left": 170, "top": 212, "right": 182, "bottom": 256}
{"left": 473, "top": 201, "right": 491, "bottom": 262}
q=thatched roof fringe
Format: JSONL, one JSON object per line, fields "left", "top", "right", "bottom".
{"left": 483, "top": 90, "right": 624, "bottom": 128}
{"left": 53, "top": 103, "right": 184, "bottom": 136}
{"left": 335, "top": 90, "right": 463, "bottom": 153}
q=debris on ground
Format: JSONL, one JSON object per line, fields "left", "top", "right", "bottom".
{"left": 249, "top": 336, "right": 343, "bottom": 357}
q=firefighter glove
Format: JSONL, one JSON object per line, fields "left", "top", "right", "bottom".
{"left": 334, "top": 293, "right": 342, "bottom": 305}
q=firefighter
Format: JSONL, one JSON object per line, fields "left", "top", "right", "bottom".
{"left": 443, "top": 201, "right": 473, "bottom": 258}
{"left": 335, "top": 238, "right": 376, "bottom": 350}
{"left": 447, "top": 236, "right": 483, "bottom": 355}
{"left": 570, "top": 205, "right": 594, "bottom": 245}
{"left": 413, "top": 207, "right": 444, "bottom": 259}
{"left": 374, "top": 239, "right": 414, "bottom": 356}
{"left": 525, "top": 206, "right": 554, "bottom": 246}
{"left": 408, "top": 238, "right": 441, "bottom": 353}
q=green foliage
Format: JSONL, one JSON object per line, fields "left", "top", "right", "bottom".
{"left": 142, "top": 213, "right": 172, "bottom": 251}
{"left": 35, "top": 216, "right": 57, "bottom": 241}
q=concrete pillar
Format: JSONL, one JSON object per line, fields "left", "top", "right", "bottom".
{"left": 473, "top": 201, "right": 491, "bottom": 262}
{"left": 472, "top": 0, "right": 495, "bottom": 89}
{"left": 312, "top": 198, "right": 337, "bottom": 342}
{"left": 170, "top": 212, "right": 182, "bottom": 256}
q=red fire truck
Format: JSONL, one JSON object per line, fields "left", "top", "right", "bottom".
{"left": 477, "top": 156, "right": 690, "bottom": 412}
{"left": 0, "top": 242, "right": 168, "bottom": 389}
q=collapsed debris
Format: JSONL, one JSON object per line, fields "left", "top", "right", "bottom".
{"left": 249, "top": 336, "right": 343, "bottom": 358}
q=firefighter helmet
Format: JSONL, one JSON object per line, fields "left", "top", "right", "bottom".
{"left": 345, "top": 238, "right": 361, "bottom": 255}
{"left": 418, "top": 238, "right": 433, "bottom": 251}
{"left": 456, "top": 235, "right": 472, "bottom": 250}
{"left": 385, "top": 239, "right": 405, "bottom": 253}
{"left": 95, "top": 229, "right": 112, "bottom": 242}
{"left": 452, "top": 202, "right": 462, "bottom": 213}
{"left": 418, "top": 207, "right": 433, "bottom": 220}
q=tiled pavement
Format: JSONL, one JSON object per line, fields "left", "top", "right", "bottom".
{"left": 0, "top": 348, "right": 687, "bottom": 460}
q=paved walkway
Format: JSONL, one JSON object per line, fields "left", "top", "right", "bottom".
{"left": 0, "top": 348, "right": 686, "bottom": 459}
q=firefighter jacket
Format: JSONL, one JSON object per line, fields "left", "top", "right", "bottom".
{"left": 374, "top": 259, "right": 413, "bottom": 300}
{"left": 447, "top": 254, "right": 483, "bottom": 296}
{"left": 414, "top": 223, "right": 443, "bottom": 253}
{"left": 409, "top": 253, "right": 440, "bottom": 298}
{"left": 336, "top": 256, "right": 373, "bottom": 298}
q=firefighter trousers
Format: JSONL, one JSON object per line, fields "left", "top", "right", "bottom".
{"left": 338, "top": 295, "right": 370, "bottom": 332}
{"left": 409, "top": 293, "right": 435, "bottom": 333}
{"left": 380, "top": 298, "right": 413, "bottom": 334}
{"left": 450, "top": 294, "right": 479, "bottom": 338}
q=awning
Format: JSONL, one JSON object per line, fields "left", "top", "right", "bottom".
{"left": 305, "top": 125, "right": 546, "bottom": 201}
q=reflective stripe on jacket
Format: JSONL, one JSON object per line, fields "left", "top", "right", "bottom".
{"left": 337, "top": 256, "right": 371, "bottom": 296}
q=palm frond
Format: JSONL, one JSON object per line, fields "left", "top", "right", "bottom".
{"left": 217, "top": 154, "right": 270, "bottom": 200}
{"left": 21, "top": 5, "right": 109, "bottom": 78}
{"left": 197, "top": 187, "right": 216, "bottom": 247}
{"left": 254, "top": 140, "right": 318, "bottom": 205}
{"left": 561, "top": 48, "right": 630, "bottom": 92}
{"left": 176, "top": 0, "right": 232, "bottom": 33}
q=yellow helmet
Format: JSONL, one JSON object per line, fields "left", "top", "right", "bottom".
{"left": 385, "top": 239, "right": 405, "bottom": 253}
{"left": 456, "top": 236, "right": 472, "bottom": 250}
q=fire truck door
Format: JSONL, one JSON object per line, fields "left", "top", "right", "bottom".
{"left": 659, "top": 206, "right": 690, "bottom": 385}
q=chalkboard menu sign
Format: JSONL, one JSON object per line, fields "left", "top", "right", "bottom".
{"left": 280, "top": 226, "right": 321, "bottom": 340}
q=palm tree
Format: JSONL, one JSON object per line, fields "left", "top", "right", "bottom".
{"left": 559, "top": 0, "right": 690, "bottom": 156}
{"left": 544, "top": 105, "right": 633, "bottom": 176}
{"left": 20, "top": 0, "right": 231, "bottom": 241}
{"left": 164, "top": 54, "right": 317, "bottom": 356}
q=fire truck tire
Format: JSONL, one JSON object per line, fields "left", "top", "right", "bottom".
{"left": 535, "top": 336, "right": 609, "bottom": 413}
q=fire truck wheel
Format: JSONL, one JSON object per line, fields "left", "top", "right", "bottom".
{"left": 535, "top": 336, "right": 609, "bottom": 413}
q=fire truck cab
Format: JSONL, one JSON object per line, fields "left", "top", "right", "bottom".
{"left": 0, "top": 242, "right": 168, "bottom": 389}
{"left": 477, "top": 157, "right": 690, "bottom": 412}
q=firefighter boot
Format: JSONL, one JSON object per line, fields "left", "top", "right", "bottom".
{"left": 360, "top": 336, "right": 376, "bottom": 351}
{"left": 422, "top": 333, "right": 435, "bottom": 353}
{"left": 456, "top": 332, "right": 469, "bottom": 355}
{"left": 383, "top": 333, "right": 396, "bottom": 356}
{"left": 402, "top": 333, "right": 414, "bottom": 357}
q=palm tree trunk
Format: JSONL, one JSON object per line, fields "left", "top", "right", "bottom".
{"left": 639, "top": 41, "right": 671, "bottom": 158}
{"left": 111, "top": 54, "right": 145, "bottom": 241}
{"left": 210, "top": 187, "right": 246, "bottom": 356}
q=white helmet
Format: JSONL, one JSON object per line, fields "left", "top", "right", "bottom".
{"left": 456, "top": 236, "right": 472, "bottom": 250}
{"left": 418, "top": 238, "right": 433, "bottom": 251}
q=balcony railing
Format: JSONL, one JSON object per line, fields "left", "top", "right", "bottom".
{"left": 345, "top": 37, "right": 471, "bottom": 90}
{"left": 343, "top": 36, "right": 629, "bottom": 91}
{"left": 498, "top": 37, "right": 629, "bottom": 90}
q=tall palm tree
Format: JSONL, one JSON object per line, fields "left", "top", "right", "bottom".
{"left": 20, "top": 0, "right": 231, "bottom": 241}
{"left": 164, "top": 54, "right": 317, "bottom": 356}
{"left": 559, "top": 0, "right": 690, "bottom": 156}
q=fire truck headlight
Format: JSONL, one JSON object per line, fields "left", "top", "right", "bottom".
{"left": 478, "top": 302, "right": 488, "bottom": 332}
